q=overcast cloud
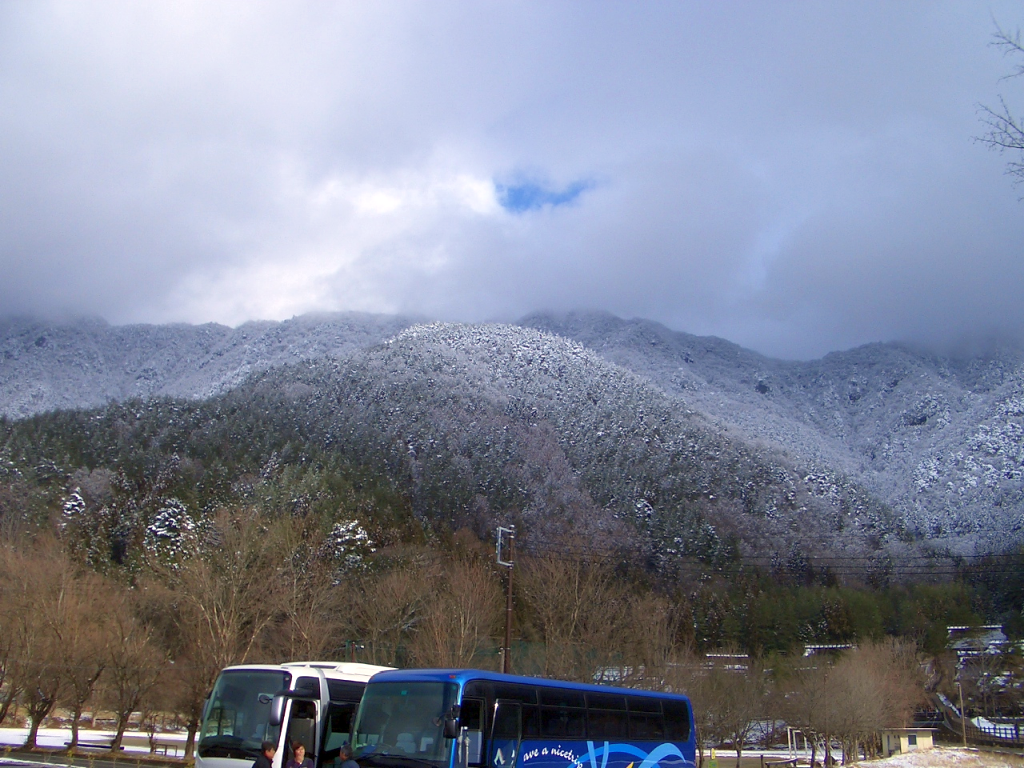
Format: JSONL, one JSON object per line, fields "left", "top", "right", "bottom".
{"left": 2, "top": 1, "right": 1023, "bottom": 359}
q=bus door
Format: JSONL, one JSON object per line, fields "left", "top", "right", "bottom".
{"left": 489, "top": 701, "right": 521, "bottom": 768}
{"left": 286, "top": 677, "right": 322, "bottom": 764}
{"left": 457, "top": 698, "right": 484, "bottom": 768}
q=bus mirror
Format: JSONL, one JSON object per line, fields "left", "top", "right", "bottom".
{"left": 268, "top": 690, "right": 318, "bottom": 728}
{"left": 269, "top": 695, "right": 286, "bottom": 728}
{"left": 443, "top": 705, "right": 461, "bottom": 739}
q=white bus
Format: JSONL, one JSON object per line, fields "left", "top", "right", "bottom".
{"left": 197, "top": 662, "right": 393, "bottom": 768}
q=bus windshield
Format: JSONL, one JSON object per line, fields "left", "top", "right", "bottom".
{"left": 198, "top": 669, "right": 291, "bottom": 760}
{"left": 351, "top": 681, "right": 459, "bottom": 768}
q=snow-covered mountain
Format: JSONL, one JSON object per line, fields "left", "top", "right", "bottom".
{"left": 523, "top": 312, "right": 1024, "bottom": 553}
{"left": 2, "top": 311, "right": 1022, "bottom": 554}
{"left": 235, "top": 321, "right": 894, "bottom": 564}
{"left": 0, "top": 312, "right": 417, "bottom": 418}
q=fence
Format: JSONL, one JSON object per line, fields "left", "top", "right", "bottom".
{"left": 937, "top": 701, "right": 1024, "bottom": 747}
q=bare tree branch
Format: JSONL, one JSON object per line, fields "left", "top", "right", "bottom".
{"left": 978, "top": 23, "right": 1024, "bottom": 187}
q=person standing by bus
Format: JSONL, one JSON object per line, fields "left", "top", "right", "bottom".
{"left": 286, "top": 742, "right": 314, "bottom": 768}
{"left": 254, "top": 741, "right": 277, "bottom": 768}
{"left": 337, "top": 744, "right": 359, "bottom": 768}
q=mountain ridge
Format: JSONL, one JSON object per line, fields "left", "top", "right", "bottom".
{"left": 2, "top": 310, "right": 1021, "bottom": 555}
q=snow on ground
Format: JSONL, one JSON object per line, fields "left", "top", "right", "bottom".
{"left": 0, "top": 728, "right": 188, "bottom": 757}
{"left": 848, "top": 747, "right": 1024, "bottom": 768}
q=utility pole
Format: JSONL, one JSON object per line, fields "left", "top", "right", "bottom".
{"left": 957, "top": 679, "right": 967, "bottom": 747}
{"left": 496, "top": 525, "right": 515, "bottom": 674}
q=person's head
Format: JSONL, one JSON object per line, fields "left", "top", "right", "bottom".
{"left": 293, "top": 743, "right": 306, "bottom": 761}
{"left": 261, "top": 741, "right": 277, "bottom": 759}
{"left": 339, "top": 745, "right": 353, "bottom": 761}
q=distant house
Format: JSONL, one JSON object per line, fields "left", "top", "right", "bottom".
{"left": 947, "top": 624, "right": 1024, "bottom": 716}
{"left": 802, "top": 643, "right": 855, "bottom": 657}
{"left": 947, "top": 625, "right": 1008, "bottom": 661}
{"left": 705, "top": 653, "right": 750, "bottom": 671}
{"left": 880, "top": 728, "right": 935, "bottom": 757}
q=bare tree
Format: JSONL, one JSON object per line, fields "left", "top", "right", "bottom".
{"left": 142, "top": 508, "right": 295, "bottom": 756}
{"left": 0, "top": 545, "right": 28, "bottom": 725}
{"left": 4, "top": 541, "right": 70, "bottom": 748}
{"left": 828, "top": 655, "right": 880, "bottom": 764}
{"left": 266, "top": 519, "right": 349, "bottom": 662}
{"left": 778, "top": 641, "right": 923, "bottom": 766}
{"left": 718, "top": 660, "right": 769, "bottom": 768}
{"left": 173, "top": 509, "right": 290, "bottom": 669}
{"left": 615, "top": 592, "right": 682, "bottom": 687}
{"left": 874, "top": 639, "right": 924, "bottom": 729}
{"left": 839, "top": 640, "right": 923, "bottom": 761}
{"left": 103, "top": 588, "right": 166, "bottom": 752}
{"left": 407, "top": 558, "right": 502, "bottom": 667}
{"left": 518, "top": 554, "right": 631, "bottom": 681}
{"left": 978, "top": 23, "right": 1024, "bottom": 186}
{"left": 775, "top": 659, "right": 833, "bottom": 768}
{"left": 52, "top": 563, "right": 112, "bottom": 751}
{"left": 349, "top": 564, "right": 432, "bottom": 666}
{"left": 680, "top": 653, "right": 767, "bottom": 768}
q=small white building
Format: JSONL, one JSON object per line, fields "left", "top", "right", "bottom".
{"left": 881, "top": 728, "right": 936, "bottom": 757}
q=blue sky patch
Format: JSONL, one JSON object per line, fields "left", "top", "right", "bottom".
{"left": 495, "top": 178, "right": 593, "bottom": 213}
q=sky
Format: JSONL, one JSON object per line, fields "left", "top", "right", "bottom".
{"left": 2, "top": 1, "right": 1024, "bottom": 360}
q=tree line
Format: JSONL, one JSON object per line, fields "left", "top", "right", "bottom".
{"left": 1, "top": 505, "right": 934, "bottom": 766}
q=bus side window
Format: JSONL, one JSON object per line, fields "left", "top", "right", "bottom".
{"left": 489, "top": 700, "right": 521, "bottom": 768}
{"left": 662, "top": 700, "right": 691, "bottom": 742}
{"left": 587, "top": 708, "right": 627, "bottom": 740}
{"left": 539, "top": 706, "right": 584, "bottom": 739}
{"left": 460, "top": 698, "right": 484, "bottom": 766}
{"left": 625, "top": 697, "right": 664, "bottom": 741}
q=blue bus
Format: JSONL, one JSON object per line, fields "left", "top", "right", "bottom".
{"left": 348, "top": 669, "right": 695, "bottom": 768}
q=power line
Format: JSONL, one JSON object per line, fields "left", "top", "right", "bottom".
{"left": 509, "top": 542, "right": 1024, "bottom": 579}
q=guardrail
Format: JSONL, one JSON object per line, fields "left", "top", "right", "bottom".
{"left": 936, "top": 699, "right": 1024, "bottom": 747}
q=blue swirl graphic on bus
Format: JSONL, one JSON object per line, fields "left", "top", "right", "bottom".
{"left": 586, "top": 741, "right": 692, "bottom": 768}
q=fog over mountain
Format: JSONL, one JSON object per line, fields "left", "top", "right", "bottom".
{"left": 2, "top": 311, "right": 1021, "bottom": 560}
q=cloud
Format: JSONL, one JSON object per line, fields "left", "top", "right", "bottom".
{"left": 2, "top": 1, "right": 1024, "bottom": 358}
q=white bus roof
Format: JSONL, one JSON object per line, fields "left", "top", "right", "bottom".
{"left": 220, "top": 662, "right": 394, "bottom": 682}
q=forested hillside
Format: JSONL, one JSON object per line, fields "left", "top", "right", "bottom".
{"left": 525, "top": 312, "right": 1024, "bottom": 553}
{"left": 3, "top": 311, "right": 1024, "bottom": 555}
